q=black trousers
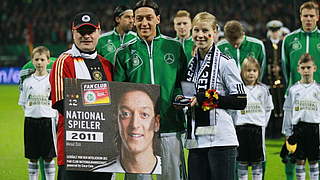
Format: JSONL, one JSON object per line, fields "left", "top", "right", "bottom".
{"left": 188, "top": 146, "right": 237, "bottom": 180}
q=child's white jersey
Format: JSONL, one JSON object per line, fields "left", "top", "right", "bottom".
{"left": 282, "top": 81, "right": 320, "bottom": 136}
{"left": 234, "top": 83, "right": 274, "bottom": 127}
{"left": 18, "top": 74, "right": 56, "bottom": 118}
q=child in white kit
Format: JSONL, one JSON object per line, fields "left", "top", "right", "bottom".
{"left": 282, "top": 53, "right": 320, "bottom": 180}
{"left": 234, "top": 57, "right": 274, "bottom": 180}
{"left": 18, "top": 46, "right": 57, "bottom": 180}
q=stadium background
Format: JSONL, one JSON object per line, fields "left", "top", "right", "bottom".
{"left": 0, "top": 0, "right": 319, "bottom": 179}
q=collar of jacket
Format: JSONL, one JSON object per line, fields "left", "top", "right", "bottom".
{"left": 300, "top": 27, "right": 319, "bottom": 34}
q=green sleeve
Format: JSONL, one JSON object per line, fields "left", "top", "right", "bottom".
{"left": 113, "top": 51, "right": 127, "bottom": 82}
{"left": 259, "top": 42, "right": 267, "bottom": 80}
{"left": 96, "top": 38, "right": 104, "bottom": 55}
{"left": 47, "top": 57, "right": 56, "bottom": 69}
{"left": 281, "top": 37, "right": 290, "bottom": 87}
{"left": 173, "top": 46, "right": 188, "bottom": 98}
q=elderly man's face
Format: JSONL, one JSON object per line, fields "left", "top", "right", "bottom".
{"left": 73, "top": 25, "right": 100, "bottom": 52}
{"left": 118, "top": 90, "right": 160, "bottom": 155}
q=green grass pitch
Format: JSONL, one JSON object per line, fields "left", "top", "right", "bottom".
{"left": 0, "top": 85, "right": 308, "bottom": 179}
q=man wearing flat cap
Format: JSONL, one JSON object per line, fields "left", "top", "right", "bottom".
{"left": 96, "top": 5, "right": 137, "bottom": 65}
{"left": 263, "top": 20, "right": 285, "bottom": 139}
{"left": 49, "top": 12, "right": 113, "bottom": 180}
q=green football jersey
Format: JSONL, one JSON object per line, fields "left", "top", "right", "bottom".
{"left": 217, "top": 35, "right": 266, "bottom": 79}
{"left": 114, "top": 29, "right": 188, "bottom": 133}
{"left": 175, "top": 36, "right": 194, "bottom": 64}
{"left": 96, "top": 29, "right": 137, "bottom": 65}
{"left": 281, "top": 28, "right": 320, "bottom": 87}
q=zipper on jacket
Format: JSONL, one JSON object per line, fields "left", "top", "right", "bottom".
{"left": 306, "top": 34, "right": 309, "bottom": 53}
{"left": 144, "top": 40, "right": 155, "bottom": 84}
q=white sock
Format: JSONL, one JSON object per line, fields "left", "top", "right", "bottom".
{"left": 252, "top": 163, "right": 263, "bottom": 180}
{"left": 238, "top": 163, "right": 248, "bottom": 180}
{"left": 309, "top": 163, "right": 319, "bottom": 180}
{"left": 28, "top": 161, "right": 38, "bottom": 180}
{"left": 296, "top": 164, "right": 306, "bottom": 180}
{"left": 44, "top": 160, "right": 55, "bottom": 180}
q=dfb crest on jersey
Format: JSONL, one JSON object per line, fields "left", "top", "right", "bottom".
{"left": 317, "top": 43, "right": 320, "bottom": 52}
{"left": 106, "top": 40, "right": 116, "bottom": 53}
{"left": 292, "top": 41, "right": 302, "bottom": 51}
{"left": 224, "top": 47, "right": 232, "bottom": 57}
{"left": 164, "top": 53, "right": 175, "bottom": 64}
{"left": 131, "top": 54, "right": 143, "bottom": 67}
{"left": 92, "top": 71, "right": 103, "bottom": 81}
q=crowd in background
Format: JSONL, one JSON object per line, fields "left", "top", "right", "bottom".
{"left": 1, "top": 0, "right": 298, "bottom": 45}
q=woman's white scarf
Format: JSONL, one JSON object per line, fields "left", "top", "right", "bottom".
{"left": 184, "top": 46, "right": 221, "bottom": 148}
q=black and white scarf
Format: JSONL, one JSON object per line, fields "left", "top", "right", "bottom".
{"left": 184, "top": 46, "right": 221, "bottom": 145}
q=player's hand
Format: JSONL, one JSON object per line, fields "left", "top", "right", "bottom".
{"left": 173, "top": 95, "right": 187, "bottom": 109}
{"left": 190, "top": 97, "right": 197, "bottom": 107}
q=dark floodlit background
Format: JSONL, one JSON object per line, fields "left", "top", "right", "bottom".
{"left": 0, "top": 0, "right": 317, "bottom": 67}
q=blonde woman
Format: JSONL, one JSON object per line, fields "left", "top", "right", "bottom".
{"left": 183, "top": 12, "right": 247, "bottom": 180}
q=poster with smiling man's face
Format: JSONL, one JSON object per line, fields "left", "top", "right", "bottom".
{"left": 63, "top": 78, "right": 161, "bottom": 174}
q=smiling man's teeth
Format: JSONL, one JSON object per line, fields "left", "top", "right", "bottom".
{"left": 130, "top": 134, "right": 143, "bottom": 137}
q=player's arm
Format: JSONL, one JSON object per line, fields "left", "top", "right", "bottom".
{"left": 113, "top": 49, "right": 128, "bottom": 82}
{"left": 173, "top": 45, "right": 188, "bottom": 98}
{"left": 264, "top": 87, "right": 274, "bottom": 127}
{"left": 281, "top": 90, "right": 293, "bottom": 136}
{"left": 222, "top": 57, "right": 247, "bottom": 110}
{"left": 258, "top": 42, "right": 267, "bottom": 81}
{"left": 96, "top": 37, "right": 104, "bottom": 56}
{"left": 18, "top": 80, "right": 27, "bottom": 109}
{"left": 281, "top": 36, "right": 290, "bottom": 87}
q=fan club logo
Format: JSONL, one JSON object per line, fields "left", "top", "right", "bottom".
{"left": 81, "top": 82, "right": 111, "bottom": 105}
{"left": 164, "top": 53, "right": 175, "bottom": 64}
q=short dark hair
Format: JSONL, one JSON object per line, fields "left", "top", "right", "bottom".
{"left": 134, "top": 0, "right": 160, "bottom": 16}
{"left": 298, "top": 53, "right": 315, "bottom": 64}
{"left": 113, "top": 5, "right": 132, "bottom": 25}
{"left": 117, "top": 85, "right": 160, "bottom": 114}
{"left": 224, "top": 20, "right": 244, "bottom": 43}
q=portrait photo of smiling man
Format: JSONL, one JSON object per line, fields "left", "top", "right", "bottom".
{"left": 93, "top": 84, "right": 161, "bottom": 174}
